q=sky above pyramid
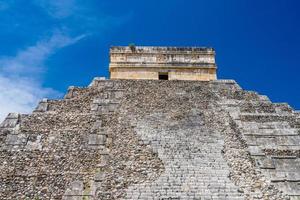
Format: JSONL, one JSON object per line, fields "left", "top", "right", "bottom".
{"left": 0, "top": 0, "right": 299, "bottom": 120}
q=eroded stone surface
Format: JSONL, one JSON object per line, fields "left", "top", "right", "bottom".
{"left": 0, "top": 79, "right": 299, "bottom": 199}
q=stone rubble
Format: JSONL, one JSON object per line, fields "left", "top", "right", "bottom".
{"left": 0, "top": 78, "right": 299, "bottom": 199}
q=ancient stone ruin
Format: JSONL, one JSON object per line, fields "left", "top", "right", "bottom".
{"left": 0, "top": 46, "right": 299, "bottom": 200}
{"left": 109, "top": 46, "right": 217, "bottom": 81}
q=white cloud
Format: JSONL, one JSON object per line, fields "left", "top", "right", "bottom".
{"left": 34, "top": 0, "right": 132, "bottom": 34}
{"left": 34, "top": 0, "right": 78, "bottom": 19}
{"left": 0, "top": 30, "right": 86, "bottom": 76}
{"left": 0, "top": 1, "right": 129, "bottom": 122}
{"left": 0, "top": 31, "right": 86, "bottom": 122}
{"left": 0, "top": 75, "right": 59, "bottom": 121}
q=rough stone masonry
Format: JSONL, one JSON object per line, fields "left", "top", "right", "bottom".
{"left": 0, "top": 46, "right": 299, "bottom": 200}
{"left": 109, "top": 46, "right": 217, "bottom": 81}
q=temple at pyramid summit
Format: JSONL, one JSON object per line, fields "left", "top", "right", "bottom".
{"left": 109, "top": 46, "right": 217, "bottom": 81}
{"left": 0, "top": 46, "right": 299, "bottom": 200}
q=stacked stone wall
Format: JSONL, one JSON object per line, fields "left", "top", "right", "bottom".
{"left": 0, "top": 79, "right": 299, "bottom": 199}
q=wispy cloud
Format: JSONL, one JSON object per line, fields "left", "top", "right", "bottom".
{"left": 34, "top": 0, "right": 78, "bottom": 19}
{"left": 0, "top": 30, "right": 86, "bottom": 76}
{"left": 0, "top": 75, "right": 59, "bottom": 121}
{"left": 0, "top": 31, "right": 86, "bottom": 121}
{"left": 0, "top": 0, "right": 130, "bottom": 122}
{"left": 34, "top": 0, "right": 132, "bottom": 35}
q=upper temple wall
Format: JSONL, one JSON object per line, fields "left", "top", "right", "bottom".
{"left": 110, "top": 46, "right": 216, "bottom": 67}
{"left": 109, "top": 46, "right": 217, "bottom": 81}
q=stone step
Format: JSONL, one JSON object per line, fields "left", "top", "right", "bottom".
{"left": 271, "top": 157, "right": 300, "bottom": 171}
{"left": 92, "top": 80, "right": 124, "bottom": 90}
{"left": 217, "top": 90, "right": 261, "bottom": 102}
{"left": 272, "top": 181, "right": 300, "bottom": 196}
{"left": 244, "top": 135, "right": 300, "bottom": 146}
{"left": 239, "top": 113, "right": 295, "bottom": 123}
{"left": 95, "top": 89, "right": 125, "bottom": 100}
{"left": 88, "top": 76, "right": 106, "bottom": 87}
{"left": 269, "top": 171, "right": 300, "bottom": 182}
{"left": 264, "top": 145, "right": 300, "bottom": 151}
{"left": 64, "top": 86, "right": 87, "bottom": 99}
{"left": 258, "top": 95, "right": 271, "bottom": 102}
{"left": 273, "top": 103, "right": 294, "bottom": 114}
{"left": 239, "top": 101, "right": 276, "bottom": 113}
{"left": 239, "top": 121, "right": 291, "bottom": 130}
{"left": 33, "top": 98, "right": 49, "bottom": 112}
{"left": 0, "top": 113, "right": 20, "bottom": 128}
{"left": 295, "top": 111, "right": 300, "bottom": 117}
{"left": 290, "top": 196, "right": 300, "bottom": 200}
{"left": 243, "top": 128, "right": 299, "bottom": 136}
{"left": 90, "top": 100, "right": 120, "bottom": 113}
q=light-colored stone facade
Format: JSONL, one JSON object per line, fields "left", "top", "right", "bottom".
{"left": 109, "top": 46, "right": 217, "bottom": 81}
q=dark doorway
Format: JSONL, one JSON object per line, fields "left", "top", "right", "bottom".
{"left": 159, "top": 73, "right": 169, "bottom": 80}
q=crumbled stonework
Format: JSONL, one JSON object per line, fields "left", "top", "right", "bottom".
{"left": 0, "top": 79, "right": 299, "bottom": 199}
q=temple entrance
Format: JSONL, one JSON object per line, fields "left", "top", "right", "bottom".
{"left": 159, "top": 72, "right": 169, "bottom": 80}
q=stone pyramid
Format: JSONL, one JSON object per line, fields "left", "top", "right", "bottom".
{"left": 1, "top": 78, "right": 299, "bottom": 200}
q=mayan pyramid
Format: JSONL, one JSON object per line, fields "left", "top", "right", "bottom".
{"left": 0, "top": 46, "right": 299, "bottom": 200}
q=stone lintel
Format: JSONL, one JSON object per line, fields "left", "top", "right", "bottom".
{"left": 110, "top": 46, "right": 215, "bottom": 54}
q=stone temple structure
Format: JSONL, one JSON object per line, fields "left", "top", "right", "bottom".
{"left": 0, "top": 46, "right": 299, "bottom": 200}
{"left": 109, "top": 46, "right": 217, "bottom": 81}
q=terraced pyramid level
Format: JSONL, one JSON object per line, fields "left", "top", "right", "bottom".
{"left": 0, "top": 79, "right": 299, "bottom": 200}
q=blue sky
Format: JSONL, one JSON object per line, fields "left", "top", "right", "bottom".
{"left": 0, "top": 0, "right": 299, "bottom": 120}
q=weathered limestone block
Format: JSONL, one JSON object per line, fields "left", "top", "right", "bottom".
{"left": 255, "top": 157, "right": 276, "bottom": 169}
{"left": 247, "top": 146, "right": 265, "bottom": 156}
{"left": 5, "top": 133, "right": 27, "bottom": 145}
{"left": 89, "top": 77, "right": 106, "bottom": 87}
{"left": 89, "top": 181, "right": 103, "bottom": 198}
{"left": 105, "top": 89, "right": 125, "bottom": 100}
{"left": 90, "top": 98, "right": 120, "bottom": 113}
{"left": 99, "top": 154, "right": 109, "bottom": 167}
{"left": 88, "top": 134, "right": 107, "bottom": 146}
{"left": 93, "top": 80, "right": 114, "bottom": 89}
{"left": 90, "top": 103, "right": 98, "bottom": 112}
{"left": 244, "top": 128, "right": 299, "bottom": 136}
{"left": 34, "top": 98, "right": 49, "bottom": 112}
{"left": 286, "top": 172, "right": 300, "bottom": 181}
{"left": 273, "top": 103, "right": 294, "bottom": 114}
{"left": 0, "top": 113, "right": 19, "bottom": 128}
{"left": 91, "top": 120, "right": 102, "bottom": 132}
{"left": 64, "top": 86, "right": 76, "bottom": 99}
{"left": 244, "top": 135, "right": 300, "bottom": 148}
{"left": 272, "top": 181, "right": 300, "bottom": 196}
{"left": 93, "top": 99, "right": 111, "bottom": 105}
{"left": 26, "top": 135, "right": 42, "bottom": 150}
{"left": 63, "top": 181, "right": 92, "bottom": 200}
{"left": 258, "top": 95, "right": 271, "bottom": 102}
{"left": 272, "top": 157, "right": 299, "bottom": 171}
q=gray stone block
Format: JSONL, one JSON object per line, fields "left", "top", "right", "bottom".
{"left": 89, "top": 77, "right": 106, "bottom": 87}
{"left": 63, "top": 181, "right": 87, "bottom": 200}
{"left": 88, "top": 134, "right": 107, "bottom": 146}
{"left": 34, "top": 98, "right": 48, "bottom": 112}
{"left": 247, "top": 146, "right": 265, "bottom": 156}
{"left": 0, "top": 113, "right": 19, "bottom": 128}
{"left": 91, "top": 120, "right": 102, "bottom": 132}
{"left": 255, "top": 157, "right": 275, "bottom": 169}
{"left": 6, "top": 134, "right": 27, "bottom": 145}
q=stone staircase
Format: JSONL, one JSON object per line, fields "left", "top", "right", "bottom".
{"left": 62, "top": 81, "right": 125, "bottom": 200}
{"left": 125, "top": 111, "right": 244, "bottom": 200}
{"left": 216, "top": 81, "right": 300, "bottom": 200}
{"left": 0, "top": 78, "right": 299, "bottom": 199}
